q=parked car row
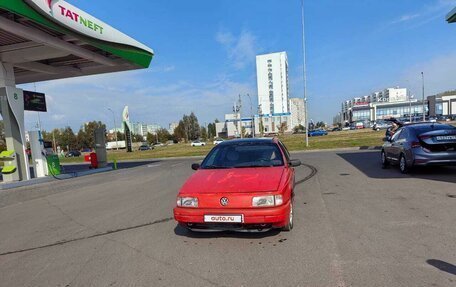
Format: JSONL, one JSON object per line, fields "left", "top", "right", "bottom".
{"left": 372, "top": 120, "right": 392, "bottom": 131}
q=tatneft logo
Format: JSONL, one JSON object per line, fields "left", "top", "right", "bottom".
{"left": 57, "top": 5, "right": 104, "bottom": 34}
{"left": 46, "top": 0, "right": 52, "bottom": 9}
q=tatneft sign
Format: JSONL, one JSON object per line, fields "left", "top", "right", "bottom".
{"left": 25, "top": 0, "right": 152, "bottom": 53}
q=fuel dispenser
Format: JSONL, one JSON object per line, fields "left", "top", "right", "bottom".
{"left": 0, "top": 150, "right": 19, "bottom": 182}
{"left": 29, "top": 130, "right": 60, "bottom": 178}
{"left": 94, "top": 128, "right": 107, "bottom": 168}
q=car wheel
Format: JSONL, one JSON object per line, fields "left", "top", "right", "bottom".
{"left": 381, "top": 150, "right": 389, "bottom": 169}
{"left": 282, "top": 201, "right": 293, "bottom": 231}
{"left": 399, "top": 154, "right": 409, "bottom": 174}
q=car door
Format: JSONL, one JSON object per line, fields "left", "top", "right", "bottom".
{"left": 388, "top": 128, "right": 404, "bottom": 162}
{"left": 277, "top": 140, "right": 295, "bottom": 191}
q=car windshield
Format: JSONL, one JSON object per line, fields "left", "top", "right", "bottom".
{"left": 200, "top": 142, "right": 284, "bottom": 169}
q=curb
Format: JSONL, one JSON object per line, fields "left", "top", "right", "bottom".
{"left": 290, "top": 146, "right": 382, "bottom": 154}
{"left": 61, "top": 155, "right": 205, "bottom": 166}
{"left": 0, "top": 166, "right": 113, "bottom": 191}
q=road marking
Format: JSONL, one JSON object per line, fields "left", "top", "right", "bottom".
{"left": 314, "top": 174, "right": 348, "bottom": 287}
{"left": 171, "top": 162, "right": 184, "bottom": 167}
{"left": 147, "top": 164, "right": 161, "bottom": 168}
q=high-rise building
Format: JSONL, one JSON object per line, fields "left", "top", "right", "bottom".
{"left": 256, "top": 52, "right": 289, "bottom": 115}
{"left": 289, "top": 98, "right": 305, "bottom": 128}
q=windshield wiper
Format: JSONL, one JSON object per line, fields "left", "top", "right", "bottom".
{"left": 233, "top": 164, "right": 273, "bottom": 168}
{"left": 202, "top": 165, "right": 231, "bottom": 169}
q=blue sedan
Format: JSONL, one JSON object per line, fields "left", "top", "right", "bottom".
{"left": 308, "top": 129, "right": 328, "bottom": 136}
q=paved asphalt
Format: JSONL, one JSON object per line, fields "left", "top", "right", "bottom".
{"left": 0, "top": 150, "right": 455, "bottom": 287}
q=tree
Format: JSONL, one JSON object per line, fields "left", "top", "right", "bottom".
{"left": 173, "top": 112, "right": 201, "bottom": 142}
{"left": 200, "top": 127, "right": 208, "bottom": 141}
{"left": 241, "top": 126, "right": 247, "bottom": 138}
{"left": 293, "top": 124, "right": 306, "bottom": 134}
{"left": 59, "top": 127, "right": 77, "bottom": 150}
{"left": 277, "top": 122, "right": 288, "bottom": 135}
{"left": 259, "top": 118, "right": 265, "bottom": 136}
{"left": 132, "top": 133, "right": 144, "bottom": 143}
{"left": 156, "top": 128, "right": 171, "bottom": 143}
{"left": 173, "top": 120, "right": 186, "bottom": 142}
{"left": 116, "top": 131, "right": 126, "bottom": 141}
{"left": 188, "top": 112, "right": 200, "bottom": 140}
{"left": 207, "top": 122, "right": 216, "bottom": 139}
{"left": 77, "top": 121, "right": 106, "bottom": 149}
{"left": 315, "top": 121, "right": 326, "bottom": 129}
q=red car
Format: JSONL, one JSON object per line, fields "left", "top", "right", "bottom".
{"left": 174, "top": 138, "right": 301, "bottom": 232}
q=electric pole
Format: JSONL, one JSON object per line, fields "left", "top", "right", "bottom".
{"left": 301, "top": 0, "right": 309, "bottom": 147}
{"left": 233, "top": 95, "right": 242, "bottom": 138}
{"left": 421, "top": 72, "right": 425, "bottom": 122}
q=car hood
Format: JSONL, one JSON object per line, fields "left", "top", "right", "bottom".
{"left": 180, "top": 167, "right": 285, "bottom": 194}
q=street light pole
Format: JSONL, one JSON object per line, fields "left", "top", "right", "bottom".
{"left": 107, "top": 108, "right": 119, "bottom": 150}
{"left": 233, "top": 95, "right": 242, "bottom": 138}
{"left": 245, "top": 94, "right": 254, "bottom": 137}
{"left": 421, "top": 72, "right": 425, "bottom": 122}
{"left": 301, "top": 0, "right": 309, "bottom": 147}
{"left": 409, "top": 94, "right": 414, "bottom": 123}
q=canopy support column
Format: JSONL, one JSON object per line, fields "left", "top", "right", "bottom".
{"left": 0, "top": 62, "right": 30, "bottom": 181}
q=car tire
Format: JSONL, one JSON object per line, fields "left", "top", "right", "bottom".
{"left": 399, "top": 154, "right": 409, "bottom": 174}
{"left": 381, "top": 150, "right": 389, "bottom": 169}
{"left": 282, "top": 201, "right": 293, "bottom": 231}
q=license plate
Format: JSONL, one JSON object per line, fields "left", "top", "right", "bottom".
{"left": 204, "top": 215, "right": 243, "bottom": 223}
{"left": 436, "top": 135, "right": 456, "bottom": 141}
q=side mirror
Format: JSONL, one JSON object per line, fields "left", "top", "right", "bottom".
{"left": 191, "top": 163, "right": 200, "bottom": 170}
{"left": 289, "top": 159, "right": 301, "bottom": 167}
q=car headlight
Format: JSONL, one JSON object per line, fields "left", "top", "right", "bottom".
{"left": 177, "top": 197, "right": 198, "bottom": 207}
{"left": 252, "top": 195, "right": 283, "bottom": 207}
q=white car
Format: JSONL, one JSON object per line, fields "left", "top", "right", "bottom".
{"left": 191, "top": 140, "right": 206, "bottom": 147}
{"left": 213, "top": 138, "right": 224, "bottom": 145}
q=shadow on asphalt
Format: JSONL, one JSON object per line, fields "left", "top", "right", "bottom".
{"left": 173, "top": 225, "right": 282, "bottom": 239}
{"left": 337, "top": 151, "right": 456, "bottom": 184}
{"left": 61, "top": 160, "right": 161, "bottom": 174}
{"left": 426, "top": 259, "right": 456, "bottom": 276}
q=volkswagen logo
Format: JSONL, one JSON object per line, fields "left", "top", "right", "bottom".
{"left": 220, "top": 197, "right": 229, "bottom": 206}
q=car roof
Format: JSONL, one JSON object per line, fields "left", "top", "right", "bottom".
{"left": 217, "top": 138, "right": 277, "bottom": 146}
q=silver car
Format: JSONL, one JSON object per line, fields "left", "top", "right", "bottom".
{"left": 381, "top": 123, "right": 456, "bottom": 173}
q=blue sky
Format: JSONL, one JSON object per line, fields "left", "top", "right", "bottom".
{"left": 22, "top": 0, "right": 456, "bottom": 131}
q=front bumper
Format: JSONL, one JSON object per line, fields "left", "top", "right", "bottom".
{"left": 174, "top": 201, "right": 290, "bottom": 229}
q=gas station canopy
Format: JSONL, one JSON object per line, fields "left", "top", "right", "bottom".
{"left": 0, "top": 0, "right": 153, "bottom": 183}
{"left": 447, "top": 7, "right": 456, "bottom": 23}
{"left": 0, "top": 0, "right": 154, "bottom": 84}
